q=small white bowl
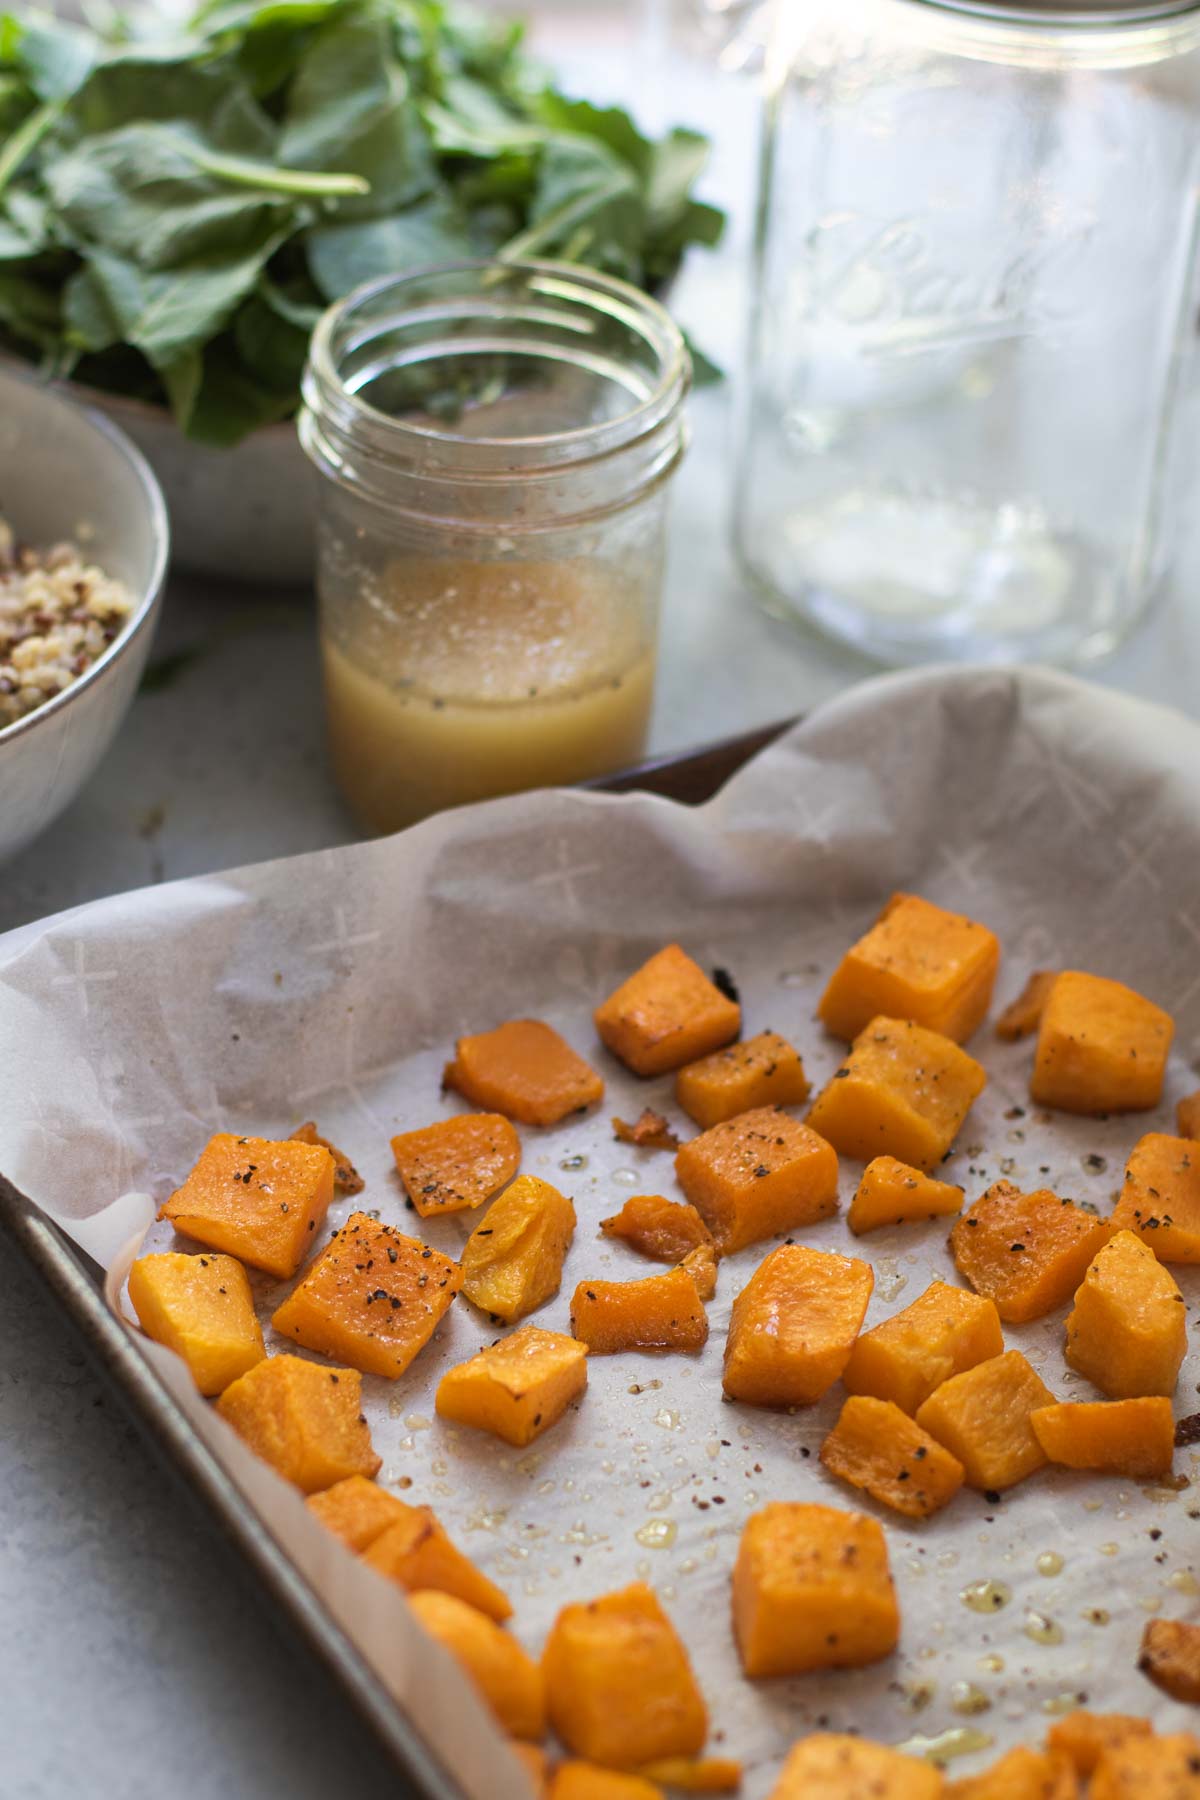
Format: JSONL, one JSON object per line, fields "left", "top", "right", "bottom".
{"left": 0, "top": 366, "right": 169, "bottom": 862}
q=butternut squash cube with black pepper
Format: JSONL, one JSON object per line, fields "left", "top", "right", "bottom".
{"left": 723, "top": 1244, "right": 872, "bottom": 1408}
{"left": 436, "top": 1325, "right": 587, "bottom": 1445}
{"left": 460, "top": 1175, "right": 576, "bottom": 1324}
{"left": 994, "top": 970, "right": 1058, "bottom": 1042}
{"left": 1139, "top": 1618, "right": 1200, "bottom": 1704}
{"left": 1113, "top": 1132, "right": 1200, "bottom": 1264}
{"left": 272, "top": 1214, "right": 462, "bottom": 1378}
{"left": 915, "top": 1350, "right": 1055, "bottom": 1492}
{"left": 732, "top": 1502, "right": 900, "bottom": 1679}
{"left": 362, "top": 1500, "right": 511, "bottom": 1620}
{"left": 847, "top": 1156, "right": 964, "bottom": 1236}
{"left": 407, "top": 1590, "right": 545, "bottom": 1739}
{"left": 542, "top": 1581, "right": 708, "bottom": 1769}
{"left": 675, "top": 1030, "right": 809, "bottom": 1129}
{"left": 127, "top": 1251, "right": 264, "bottom": 1395}
{"left": 445, "top": 1019, "right": 604, "bottom": 1126}
{"left": 946, "top": 1746, "right": 1076, "bottom": 1799}
{"left": 819, "top": 892, "right": 1000, "bottom": 1044}
{"left": 216, "top": 1354, "right": 380, "bottom": 1493}
{"left": 1030, "top": 971, "right": 1173, "bottom": 1115}
{"left": 842, "top": 1280, "right": 1003, "bottom": 1416}
{"left": 1177, "top": 1092, "right": 1200, "bottom": 1139}
{"left": 600, "top": 1195, "right": 714, "bottom": 1264}
{"left": 1030, "top": 1397, "right": 1175, "bottom": 1480}
{"left": 551, "top": 1767, "right": 664, "bottom": 1800}
{"left": 1045, "top": 1712, "right": 1152, "bottom": 1778}
{"left": 160, "top": 1133, "right": 336, "bottom": 1278}
{"left": 674, "top": 1107, "right": 838, "bottom": 1254}
{"left": 571, "top": 1265, "right": 709, "bottom": 1355}
{"left": 820, "top": 1395, "right": 965, "bottom": 1519}
{"left": 768, "top": 1736, "right": 942, "bottom": 1800}
{"left": 594, "top": 945, "right": 740, "bottom": 1077}
{"left": 1064, "top": 1229, "right": 1186, "bottom": 1398}
{"left": 390, "top": 1113, "right": 520, "bottom": 1218}
{"left": 950, "top": 1181, "right": 1112, "bottom": 1323}
{"left": 806, "top": 1018, "right": 986, "bottom": 1173}
{"left": 1090, "top": 1732, "right": 1200, "bottom": 1800}
{"left": 306, "top": 1473, "right": 410, "bottom": 1553}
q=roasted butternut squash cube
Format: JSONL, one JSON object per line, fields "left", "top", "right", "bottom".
{"left": 600, "top": 1195, "right": 714, "bottom": 1263}
{"left": 362, "top": 1501, "right": 511, "bottom": 1620}
{"left": 435, "top": 1325, "right": 587, "bottom": 1446}
{"left": 1177, "top": 1092, "right": 1200, "bottom": 1139}
{"left": 127, "top": 1251, "right": 264, "bottom": 1395}
{"left": 733, "top": 1502, "right": 899, "bottom": 1678}
{"left": 390, "top": 1113, "right": 520, "bottom": 1218}
{"left": 848, "top": 1157, "right": 964, "bottom": 1236}
{"left": 950, "top": 1181, "right": 1112, "bottom": 1323}
{"left": 289, "top": 1120, "right": 363, "bottom": 1194}
{"left": 1113, "top": 1133, "right": 1200, "bottom": 1264}
{"left": 820, "top": 1395, "right": 965, "bottom": 1519}
{"left": 460, "top": 1175, "right": 576, "bottom": 1324}
{"left": 946, "top": 1746, "right": 1076, "bottom": 1799}
{"left": 681, "top": 1244, "right": 717, "bottom": 1302}
{"left": 674, "top": 1107, "right": 839, "bottom": 1254}
{"left": 675, "top": 1031, "right": 810, "bottom": 1129}
{"left": 806, "top": 1018, "right": 986, "bottom": 1173}
{"left": 550, "top": 1768, "right": 664, "bottom": 1800}
{"left": 637, "top": 1757, "right": 742, "bottom": 1793}
{"left": 542, "top": 1581, "right": 708, "bottom": 1769}
{"left": 445, "top": 1019, "right": 604, "bottom": 1127}
{"left": 1031, "top": 972, "right": 1173, "bottom": 1115}
{"left": 1030, "top": 1397, "right": 1174, "bottom": 1480}
{"left": 217, "top": 1355, "right": 380, "bottom": 1493}
{"left": 1064, "top": 1230, "right": 1186, "bottom": 1398}
{"left": 768, "top": 1735, "right": 942, "bottom": 1799}
{"left": 272, "top": 1213, "right": 462, "bottom": 1379}
{"left": 160, "top": 1133, "right": 336, "bottom": 1278}
{"left": 1046, "top": 1713, "right": 1151, "bottom": 1778}
{"left": 406, "top": 1590, "right": 545, "bottom": 1739}
{"left": 723, "top": 1244, "right": 873, "bottom": 1408}
{"left": 915, "top": 1351, "right": 1055, "bottom": 1491}
{"left": 594, "top": 945, "right": 740, "bottom": 1078}
{"left": 1139, "top": 1618, "right": 1200, "bottom": 1704}
{"left": 995, "top": 971, "right": 1058, "bottom": 1042}
{"left": 571, "top": 1266, "right": 708, "bottom": 1355}
{"left": 818, "top": 892, "right": 999, "bottom": 1044}
{"left": 842, "top": 1280, "right": 1004, "bottom": 1417}
{"left": 306, "top": 1473, "right": 410, "bottom": 1553}
{"left": 1090, "top": 1732, "right": 1200, "bottom": 1800}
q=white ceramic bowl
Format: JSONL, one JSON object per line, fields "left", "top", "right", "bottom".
{"left": 0, "top": 366, "right": 169, "bottom": 862}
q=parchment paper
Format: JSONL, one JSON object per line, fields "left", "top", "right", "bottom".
{"left": 2, "top": 665, "right": 1199, "bottom": 1798}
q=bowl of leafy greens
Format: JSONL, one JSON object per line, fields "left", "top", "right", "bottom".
{"left": 0, "top": 0, "right": 723, "bottom": 585}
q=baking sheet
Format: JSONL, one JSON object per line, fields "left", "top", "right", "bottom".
{"left": 1, "top": 664, "right": 1198, "bottom": 1796}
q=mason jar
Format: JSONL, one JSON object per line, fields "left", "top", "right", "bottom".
{"left": 299, "top": 262, "right": 688, "bottom": 833}
{"left": 734, "top": 0, "right": 1200, "bottom": 665}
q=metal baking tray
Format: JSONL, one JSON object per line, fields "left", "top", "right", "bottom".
{"left": 0, "top": 718, "right": 792, "bottom": 1800}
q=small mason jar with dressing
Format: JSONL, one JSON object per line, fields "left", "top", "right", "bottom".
{"left": 299, "top": 261, "right": 689, "bottom": 833}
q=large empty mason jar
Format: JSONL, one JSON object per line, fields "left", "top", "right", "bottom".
{"left": 734, "top": 0, "right": 1200, "bottom": 665}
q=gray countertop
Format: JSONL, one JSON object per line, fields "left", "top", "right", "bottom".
{"left": 4, "top": 13, "right": 1200, "bottom": 1799}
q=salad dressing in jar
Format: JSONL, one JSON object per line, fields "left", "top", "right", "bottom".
{"left": 300, "top": 262, "right": 688, "bottom": 832}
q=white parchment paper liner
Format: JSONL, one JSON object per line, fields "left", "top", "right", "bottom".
{"left": 2, "top": 665, "right": 1199, "bottom": 1798}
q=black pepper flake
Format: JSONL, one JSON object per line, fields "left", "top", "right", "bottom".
{"left": 754, "top": 1164, "right": 769, "bottom": 1179}
{"left": 983, "top": 1490, "right": 1002, "bottom": 1506}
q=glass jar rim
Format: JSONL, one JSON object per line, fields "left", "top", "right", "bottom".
{"left": 911, "top": 0, "right": 1199, "bottom": 23}
{"left": 303, "top": 258, "right": 690, "bottom": 477}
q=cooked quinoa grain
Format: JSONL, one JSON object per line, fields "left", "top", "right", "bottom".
{"left": 0, "top": 517, "right": 133, "bottom": 729}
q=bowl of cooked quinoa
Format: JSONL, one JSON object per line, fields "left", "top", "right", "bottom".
{"left": 0, "top": 365, "right": 168, "bottom": 861}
